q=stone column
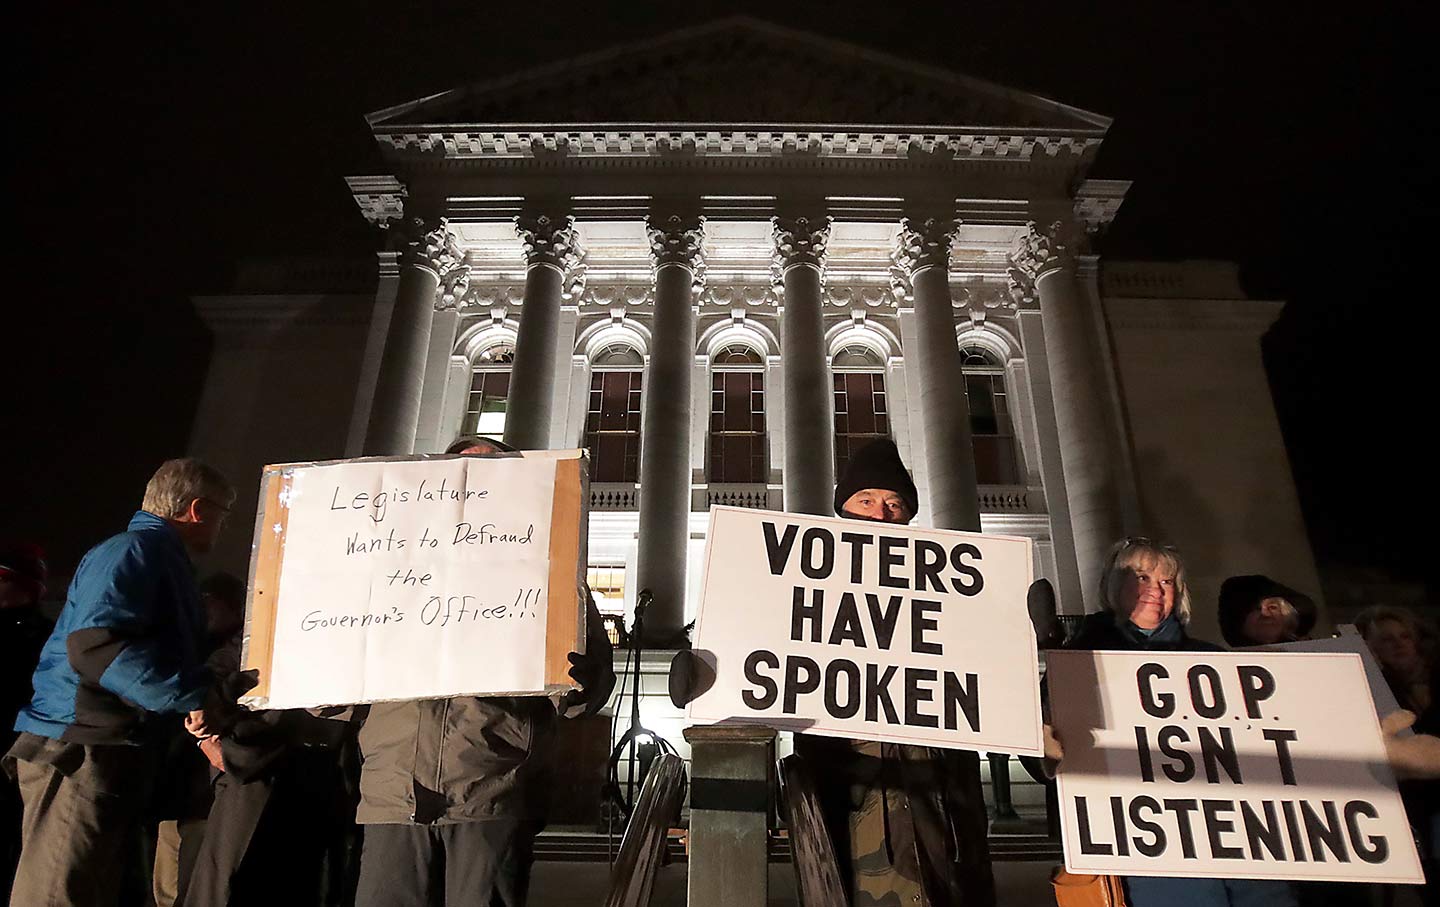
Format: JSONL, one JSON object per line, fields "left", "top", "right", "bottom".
{"left": 892, "top": 217, "right": 981, "bottom": 532}
{"left": 1012, "top": 220, "right": 1124, "bottom": 610}
{"left": 773, "top": 216, "right": 835, "bottom": 515}
{"left": 503, "top": 214, "right": 584, "bottom": 450}
{"left": 364, "top": 215, "right": 467, "bottom": 455}
{"left": 636, "top": 214, "right": 704, "bottom": 643}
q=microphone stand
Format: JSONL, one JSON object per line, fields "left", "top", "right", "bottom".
{"left": 604, "top": 589, "right": 678, "bottom": 851}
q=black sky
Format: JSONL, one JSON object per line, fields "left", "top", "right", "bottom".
{"left": 8, "top": 2, "right": 1431, "bottom": 591}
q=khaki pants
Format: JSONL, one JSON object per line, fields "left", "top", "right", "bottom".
{"left": 6, "top": 734, "right": 153, "bottom": 907}
{"left": 153, "top": 818, "right": 206, "bottom": 907}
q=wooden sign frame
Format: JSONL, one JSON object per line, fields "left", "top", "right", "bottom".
{"left": 240, "top": 450, "right": 589, "bottom": 707}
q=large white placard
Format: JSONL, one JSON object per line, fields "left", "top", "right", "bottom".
{"left": 246, "top": 454, "right": 578, "bottom": 709}
{"left": 1049, "top": 650, "right": 1423, "bottom": 885}
{"left": 687, "top": 507, "right": 1041, "bottom": 755}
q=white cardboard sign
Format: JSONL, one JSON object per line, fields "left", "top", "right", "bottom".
{"left": 241, "top": 452, "right": 586, "bottom": 709}
{"left": 1049, "top": 650, "right": 1423, "bottom": 885}
{"left": 687, "top": 507, "right": 1041, "bottom": 756}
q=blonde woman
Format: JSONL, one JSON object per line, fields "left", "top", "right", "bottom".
{"left": 1047, "top": 538, "right": 1298, "bottom": 907}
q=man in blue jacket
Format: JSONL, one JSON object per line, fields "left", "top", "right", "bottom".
{"left": 4, "top": 458, "right": 237, "bottom": 907}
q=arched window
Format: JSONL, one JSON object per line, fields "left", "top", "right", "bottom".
{"left": 585, "top": 343, "right": 644, "bottom": 483}
{"left": 832, "top": 343, "right": 889, "bottom": 479}
{"left": 465, "top": 343, "right": 515, "bottom": 439}
{"left": 960, "top": 346, "right": 1021, "bottom": 485}
{"left": 709, "top": 344, "right": 767, "bottom": 483}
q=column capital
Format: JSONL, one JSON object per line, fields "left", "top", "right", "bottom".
{"left": 384, "top": 215, "right": 469, "bottom": 309}
{"left": 515, "top": 214, "right": 586, "bottom": 296}
{"left": 1009, "top": 219, "right": 1084, "bottom": 283}
{"left": 890, "top": 216, "right": 959, "bottom": 299}
{"left": 771, "top": 215, "right": 832, "bottom": 277}
{"left": 384, "top": 215, "right": 463, "bottom": 276}
{"left": 646, "top": 213, "right": 707, "bottom": 288}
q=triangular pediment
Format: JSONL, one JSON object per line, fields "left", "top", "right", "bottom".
{"left": 368, "top": 18, "right": 1109, "bottom": 132}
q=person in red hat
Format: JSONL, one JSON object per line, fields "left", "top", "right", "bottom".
{"left": 0, "top": 541, "right": 53, "bottom": 895}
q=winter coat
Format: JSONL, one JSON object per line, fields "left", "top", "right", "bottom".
{"left": 798, "top": 735, "right": 995, "bottom": 907}
{"left": 348, "top": 598, "right": 614, "bottom": 826}
{"left": 14, "top": 512, "right": 211, "bottom": 745}
{"left": 1061, "top": 611, "right": 1296, "bottom": 907}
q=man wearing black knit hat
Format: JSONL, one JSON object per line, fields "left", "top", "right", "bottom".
{"left": 832, "top": 438, "right": 919, "bottom": 524}
{"left": 800, "top": 438, "right": 995, "bottom": 907}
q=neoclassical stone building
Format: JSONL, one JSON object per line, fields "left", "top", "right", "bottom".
{"left": 190, "top": 19, "right": 1320, "bottom": 648}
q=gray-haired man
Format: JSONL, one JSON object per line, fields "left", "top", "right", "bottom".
{"left": 4, "top": 458, "right": 243, "bottom": 907}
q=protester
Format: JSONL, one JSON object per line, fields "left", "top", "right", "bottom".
{"left": 1044, "top": 538, "right": 1298, "bottom": 907}
{"left": 330, "top": 435, "right": 616, "bottom": 907}
{"left": 3, "top": 458, "right": 247, "bottom": 907}
{"left": 1358, "top": 605, "right": 1440, "bottom": 897}
{"left": 0, "top": 541, "right": 51, "bottom": 896}
{"left": 1357, "top": 605, "right": 1434, "bottom": 716}
{"left": 151, "top": 572, "right": 250, "bottom": 907}
{"left": 178, "top": 707, "right": 357, "bottom": 907}
{"left": 1217, "top": 574, "right": 1317, "bottom": 647}
{"left": 795, "top": 439, "right": 995, "bottom": 907}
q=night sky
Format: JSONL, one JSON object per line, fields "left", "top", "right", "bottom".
{"left": 8, "top": 2, "right": 1429, "bottom": 597}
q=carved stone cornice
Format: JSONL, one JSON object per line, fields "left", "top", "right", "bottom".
{"left": 1073, "top": 179, "right": 1132, "bottom": 235}
{"left": 346, "top": 175, "right": 407, "bottom": 226}
{"left": 771, "top": 216, "right": 832, "bottom": 280}
{"left": 383, "top": 215, "right": 465, "bottom": 280}
{"left": 1010, "top": 219, "right": 1084, "bottom": 282}
{"left": 373, "top": 129, "right": 1103, "bottom": 163}
{"left": 646, "top": 215, "right": 707, "bottom": 287}
{"left": 889, "top": 217, "right": 959, "bottom": 299}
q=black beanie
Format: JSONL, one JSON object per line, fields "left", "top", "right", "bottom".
{"left": 1217, "top": 574, "right": 1318, "bottom": 647}
{"left": 833, "top": 439, "right": 919, "bottom": 518}
{"left": 445, "top": 435, "right": 519, "bottom": 455}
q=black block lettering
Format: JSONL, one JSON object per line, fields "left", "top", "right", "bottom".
{"left": 741, "top": 650, "right": 779, "bottom": 709}
{"left": 914, "top": 540, "right": 947, "bottom": 594}
{"left": 1138, "top": 664, "right": 1175, "bottom": 718}
{"left": 1202, "top": 800, "right": 1245, "bottom": 859}
{"left": 910, "top": 598, "right": 942, "bottom": 655}
{"left": 1237, "top": 665, "right": 1277, "bottom": 719}
{"left": 943, "top": 671, "right": 980, "bottom": 732}
{"left": 948, "top": 543, "right": 984, "bottom": 595}
{"left": 1344, "top": 800, "right": 1388, "bottom": 865}
{"left": 824, "top": 659, "right": 862, "bottom": 719}
{"left": 800, "top": 527, "right": 835, "bottom": 580}
{"left": 865, "top": 664, "right": 899, "bottom": 724}
{"left": 904, "top": 668, "right": 939, "bottom": 728}
{"left": 1187, "top": 665, "right": 1227, "bottom": 719}
{"left": 791, "top": 586, "right": 822, "bottom": 643}
{"left": 763, "top": 522, "right": 799, "bottom": 576}
{"left": 783, "top": 656, "right": 821, "bottom": 714}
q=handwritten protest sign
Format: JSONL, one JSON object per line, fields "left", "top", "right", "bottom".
{"left": 687, "top": 507, "right": 1041, "bottom": 755}
{"left": 241, "top": 451, "right": 587, "bottom": 709}
{"left": 1049, "top": 650, "right": 1423, "bottom": 884}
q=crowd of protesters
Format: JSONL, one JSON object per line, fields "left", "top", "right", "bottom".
{"left": 2, "top": 438, "right": 1436, "bottom": 907}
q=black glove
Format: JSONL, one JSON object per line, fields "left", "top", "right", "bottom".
{"left": 561, "top": 589, "right": 616, "bottom": 718}
{"left": 1027, "top": 579, "right": 1063, "bottom": 649}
